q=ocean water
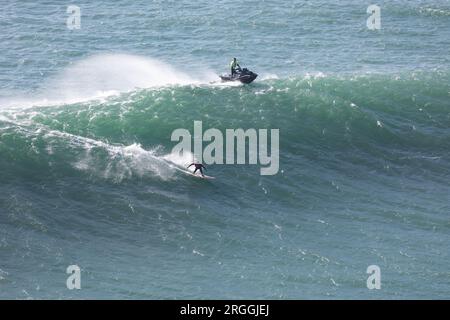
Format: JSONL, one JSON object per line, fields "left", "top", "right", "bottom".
{"left": 0, "top": 0, "right": 449, "bottom": 299}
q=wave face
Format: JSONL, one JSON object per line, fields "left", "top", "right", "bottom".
{"left": 1, "top": 66, "right": 449, "bottom": 298}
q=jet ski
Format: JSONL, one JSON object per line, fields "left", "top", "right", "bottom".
{"left": 220, "top": 68, "right": 258, "bottom": 84}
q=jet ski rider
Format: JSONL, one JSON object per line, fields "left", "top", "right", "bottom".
{"left": 230, "top": 58, "right": 241, "bottom": 75}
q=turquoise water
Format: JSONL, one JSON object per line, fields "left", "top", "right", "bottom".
{"left": 0, "top": 1, "right": 449, "bottom": 299}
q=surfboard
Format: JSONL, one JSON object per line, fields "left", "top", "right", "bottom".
{"left": 167, "top": 163, "right": 215, "bottom": 180}
{"left": 185, "top": 171, "right": 215, "bottom": 179}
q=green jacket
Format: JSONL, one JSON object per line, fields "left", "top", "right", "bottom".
{"left": 230, "top": 60, "right": 240, "bottom": 69}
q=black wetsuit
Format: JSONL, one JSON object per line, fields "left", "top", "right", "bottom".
{"left": 188, "top": 163, "right": 206, "bottom": 176}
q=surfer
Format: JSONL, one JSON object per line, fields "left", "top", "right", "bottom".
{"left": 230, "top": 57, "right": 241, "bottom": 75}
{"left": 187, "top": 163, "right": 207, "bottom": 177}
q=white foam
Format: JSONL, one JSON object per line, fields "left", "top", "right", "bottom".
{"left": 163, "top": 150, "right": 198, "bottom": 173}
{"left": 48, "top": 54, "right": 196, "bottom": 101}
{"left": 260, "top": 73, "right": 279, "bottom": 80}
{"left": 37, "top": 127, "right": 176, "bottom": 182}
{"left": 0, "top": 53, "right": 215, "bottom": 109}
